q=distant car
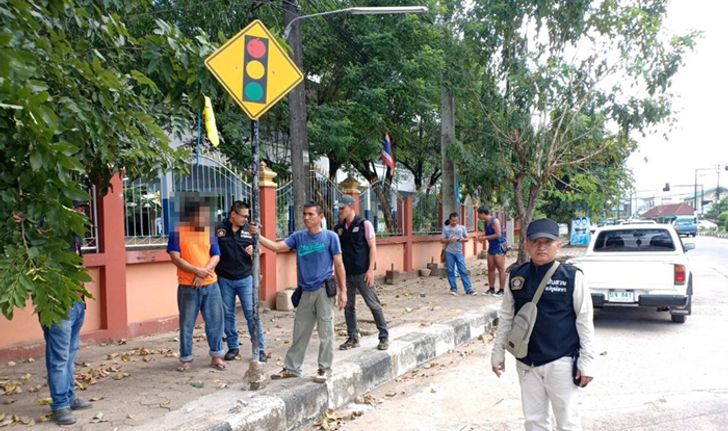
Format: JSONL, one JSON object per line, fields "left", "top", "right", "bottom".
{"left": 673, "top": 218, "right": 697, "bottom": 237}
{"left": 569, "top": 224, "right": 694, "bottom": 323}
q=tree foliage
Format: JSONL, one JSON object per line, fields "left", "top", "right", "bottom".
{"left": 0, "top": 0, "right": 219, "bottom": 325}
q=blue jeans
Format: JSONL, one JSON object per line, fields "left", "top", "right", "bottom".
{"left": 177, "top": 283, "right": 225, "bottom": 362}
{"left": 218, "top": 276, "right": 265, "bottom": 356}
{"left": 445, "top": 251, "right": 473, "bottom": 294}
{"left": 42, "top": 300, "right": 85, "bottom": 411}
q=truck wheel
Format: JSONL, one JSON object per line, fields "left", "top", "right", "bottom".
{"left": 671, "top": 314, "right": 687, "bottom": 323}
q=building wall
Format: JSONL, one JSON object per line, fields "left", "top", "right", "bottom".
{"left": 0, "top": 267, "right": 102, "bottom": 348}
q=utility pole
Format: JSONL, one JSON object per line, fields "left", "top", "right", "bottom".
{"left": 440, "top": 88, "right": 456, "bottom": 220}
{"left": 284, "top": 0, "right": 309, "bottom": 230}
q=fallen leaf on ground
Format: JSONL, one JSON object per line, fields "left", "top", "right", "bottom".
{"left": 19, "top": 373, "right": 31, "bottom": 382}
{"left": 38, "top": 414, "right": 51, "bottom": 423}
{"left": 190, "top": 381, "right": 204, "bottom": 388}
{"left": 28, "top": 385, "right": 42, "bottom": 393}
{"left": 7, "top": 362, "right": 16, "bottom": 367}
{"left": 384, "top": 391, "right": 397, "bottom": 398}
{"left": 127, "top": 413, "right": 135, "bottom": 419}
{"left": 38, "top": 398, "right": 52, "bottom": 405}
{"left": 26, "top": 358, "right": 35, "bottom": 363}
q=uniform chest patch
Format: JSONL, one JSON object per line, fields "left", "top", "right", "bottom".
{"left": 352, "top": 227, "right": 360, "bottom": 233}
{"left": 510, "top": 276, "right": 525, "bottom": 291}
{"left": 216, "top": 228, "right": 227, "bottom": 238}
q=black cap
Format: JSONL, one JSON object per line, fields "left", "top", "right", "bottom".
{"left": 336, "top": 195, "right": 356, "bottom": 208}
{"left": 526, "top": 218, "right": 559, "bottom": 241}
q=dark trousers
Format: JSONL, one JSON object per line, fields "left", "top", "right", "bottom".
{"left": 344, "top": 273, "right": 389, "bottom": 341}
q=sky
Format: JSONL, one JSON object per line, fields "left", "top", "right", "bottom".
{"left": 627, "top": 0, "right": 728, "bottom": 200}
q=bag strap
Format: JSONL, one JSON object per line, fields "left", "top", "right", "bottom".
{"left": 532, "top": 261, "right": 560, "bottom": 305}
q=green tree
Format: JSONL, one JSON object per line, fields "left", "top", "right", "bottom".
{"left": 461, "top": 0, "right": 698, "bottom": 262}
{"left": 0, "top": 1, "right": 219, "bottom": 325}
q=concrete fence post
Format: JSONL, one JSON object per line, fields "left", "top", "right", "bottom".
{"left": 259, "top": 162, "right": 278, "bottom": 307}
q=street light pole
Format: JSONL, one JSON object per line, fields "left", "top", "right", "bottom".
{"left": 283, "top": 6, "right": 428, "bottom": 38}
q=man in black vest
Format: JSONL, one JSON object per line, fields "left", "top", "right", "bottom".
{"left": 334, "top": 195, "right": 389, "bottom": 351}
{"left": 491, "top": 218, "right": 595, "bottom": 431}
{"left": 215, "top": 201, "right": 266, "bottom": 362}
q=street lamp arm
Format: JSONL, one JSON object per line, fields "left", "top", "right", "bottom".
{"left": 283, "top": 6, "right": 428, "bottom": 39}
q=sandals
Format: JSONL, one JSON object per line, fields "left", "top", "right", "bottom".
{"left": 211, "top": 358, "right": 227, "bottom": 370}
{"left": 271, "top": 368, "right": 298, "bottom": 380}
{"left": 176, "top": 361, "right": 192, "bottom": 372}
{"left": 449, "top": 291, "right": 458, "bottom": 296}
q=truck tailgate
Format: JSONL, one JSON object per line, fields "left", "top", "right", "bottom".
{"left": 571, "top": 255, "right": 678, "bottom": 292}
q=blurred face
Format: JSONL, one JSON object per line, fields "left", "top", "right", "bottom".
{"left": 526, "top": 237, "right": 562, "bottom": 266}
{"left": 303, "top": 206, "right": 323, "bottom": 230}
{"left": 229, "top": 207, "right": 249, "bottom": 228}
{"left": 338, "top": 204, "right": 354, "bottom": 221}
{"left": 449, "top": 215, "right": 459, "bottom": 226}
{"left": 478, "top": 212, "right": 491, "bottom": 222}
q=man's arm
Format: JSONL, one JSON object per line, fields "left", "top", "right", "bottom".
{"left": 169, "top": 252, "right": 209, "bottom": 278}
{"left": 573, "top": 270, "right": 596, "bottom": 385}
{"left": 249, "top": 223, "right": 291, "bottom": 253}
{"left": 333, "top": 254, "right": 347, "bottom": 310}
{"left": 491, "top": 277, "right": 514, "bottom": 376}
{"left": 363, "top": 220, "right": 377, "bottom": 287}
{"left": 483, "top": 218, "right": 502, "bottom": 241}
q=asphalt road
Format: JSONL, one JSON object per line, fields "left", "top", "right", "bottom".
{"left": 320, "top": 236, "right": 728, "bottom": 431}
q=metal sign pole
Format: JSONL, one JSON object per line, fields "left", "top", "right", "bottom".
{"left": 246, "top": 119, "right": 266, "bottom": 389}
{"left": 251, "top": 119, "right": 260, "bottom": 359}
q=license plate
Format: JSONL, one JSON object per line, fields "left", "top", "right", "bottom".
{"left": 608, "top": 290, "right": 635, "bottom": 303}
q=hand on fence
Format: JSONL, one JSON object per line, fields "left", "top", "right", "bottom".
{"left": 248, "top": 223, "right": 259, "bottom": 235}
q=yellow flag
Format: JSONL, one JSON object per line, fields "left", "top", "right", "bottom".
{"left": 203, "top": 96, "right": 220, "bottom": 147}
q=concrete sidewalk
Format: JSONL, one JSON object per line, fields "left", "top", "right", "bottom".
{"left": 139, "top": 306, "right": 498, "bottom": 431}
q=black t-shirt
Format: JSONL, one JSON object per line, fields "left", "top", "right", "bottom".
{"left": 215, "top": 220, "right": 254, "bottom": 280}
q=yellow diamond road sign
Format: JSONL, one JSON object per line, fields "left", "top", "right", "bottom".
{"left": 205, "top": 20, "right": 303, "bottom": 120}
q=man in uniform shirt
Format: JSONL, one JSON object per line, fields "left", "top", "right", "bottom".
{"left": 334, "top": 195, "right": 389, "bottom": 351}
{"left": 491, "top": 218, "right": 595, "bottom": 431}
{"left": 215, "top": 201, "right": 266, "bottom": 362}
{"left": 252, "top": 201, "right": 346, "bottom": 383}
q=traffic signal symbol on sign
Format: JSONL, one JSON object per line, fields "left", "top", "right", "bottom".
{"left": 205, "top": 20, "right": 304, "bottom": 120}
{"left": 243, "top": 36, "right": 268, "bottom": 104}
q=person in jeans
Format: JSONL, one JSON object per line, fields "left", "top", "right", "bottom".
{"left": 252, "top": 201, "right": 346, "bottom": 383}
{"left": 334, "top": 195, "right": 389, "bottom": 351}
{"left": 42, "top": 200, "right": 93, "bottom": 425}
{"left": 167, "top": 198, "right": 225, "bottom": 372}
{"left": 215, "top": 201, "right": 266, "bottom": 362}
{"left": 477, "top": 207, "right": 508, "bottom": 296}
{"left": 441, "top": 212, "right": 477, "bottom": 296}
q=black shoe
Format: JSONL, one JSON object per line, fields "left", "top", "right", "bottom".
{"left": 339, "top": 338, "right": 360, "bottom": 350}
{"left": 494, "top": 289, "right": 504, "bottom": 297}
{"left": 312, "top": 369, "right": 328, "bottom": 383}
{"left": 485, "top": 288, "right": 496, "bottom": 296}
{"left": 377, "top": 339, "right": 389, "bottom": 350}
{"left": 52, "top": 408, "right": 76, "bottom": 425}
{"left": 224, "top": 349, "right": 239, "bottom": 361}
{"left": 70, "top": 398, "right": 92, "bottom": 410}
{"left": 258, "top": 351, "right": 269, "bottom": 363}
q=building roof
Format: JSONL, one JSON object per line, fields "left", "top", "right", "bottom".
{"left": 641, "top": 202, "right": 695, "bottom": 219}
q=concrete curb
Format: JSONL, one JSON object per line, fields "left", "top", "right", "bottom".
{"left": 139, "top": 306, "right": 498, "bottom": 431}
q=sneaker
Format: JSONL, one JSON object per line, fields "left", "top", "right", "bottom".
{"left": 258, "top": 351, "right": 269, "bottom": 363}
{"left": 271, "top": 368, "right": 298, "bottom": 380}
{"left": 223, "top": 348, "right": 239, "bottom": 361}
{"left": 70, "top": 398, "right": 92, "bottom": 410}
{"left": 467, "top": 291, "right": 479, "bottom": 296}
{"left": 494, "top": 289, "right": 504, "bottom": 297}
{"left": 312, "top": 369, "right": 328, "bottom": 383}
{"left": 339, "top": 337, "right": 360, "bottom": 350}
{"left": 51, "top": 408, "right": 76, "bottom": 425}
{"left": 485, "top": 288, "right": 496, "bottom": 295}
{"left": 377, "top": 339, "right": 389, "bottom": 350}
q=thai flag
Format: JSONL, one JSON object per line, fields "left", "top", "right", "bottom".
{"left": 380, "top": 131, "right": 395, "bottom": 176}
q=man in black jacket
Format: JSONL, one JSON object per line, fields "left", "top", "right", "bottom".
{"left": 334, "top": 196, "right": 389, "bottom": 351}
{"left": 215, "top": 201, "right": 266, "bottom": 362}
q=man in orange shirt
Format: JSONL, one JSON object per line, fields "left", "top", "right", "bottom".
{"left": 167, "top": 199, "right": 226, "bottom": 371}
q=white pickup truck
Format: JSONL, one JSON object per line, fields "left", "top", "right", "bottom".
{"left": 568, "top": 224, "right": 695, "bottom": 323}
